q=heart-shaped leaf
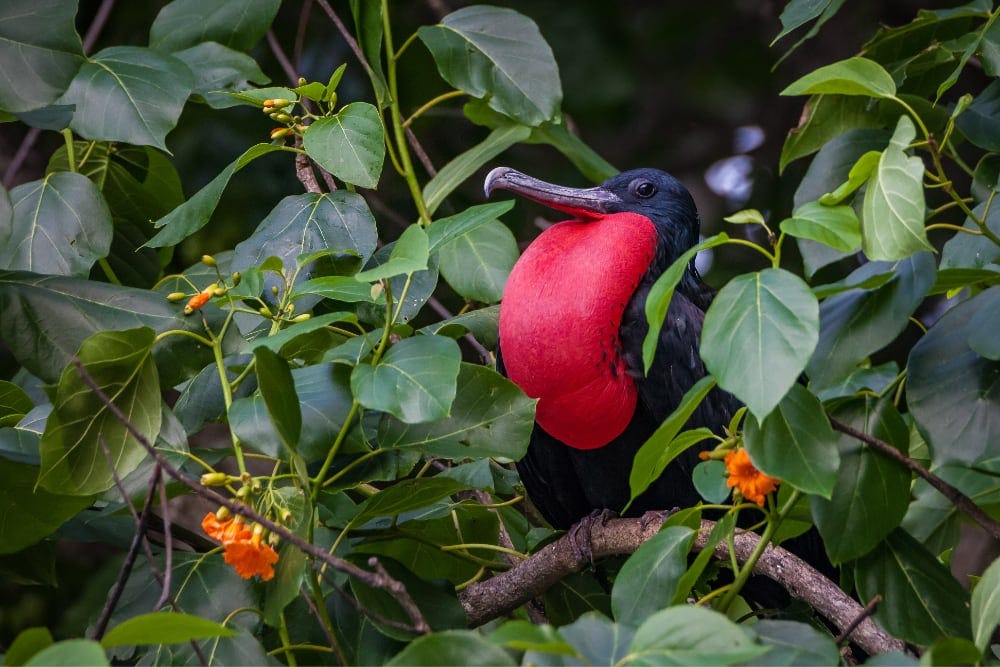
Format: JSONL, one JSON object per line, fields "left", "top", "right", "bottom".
{"left": 303, "top": 102, "right": 386, "bottom": 188}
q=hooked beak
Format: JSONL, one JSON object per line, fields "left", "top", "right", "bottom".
{"left": 484, "top": 167, "right": 620, "bottom": 219}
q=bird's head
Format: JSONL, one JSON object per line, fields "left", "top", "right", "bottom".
{"left": 484, "top": 166, "right": 700, "bottom": 267}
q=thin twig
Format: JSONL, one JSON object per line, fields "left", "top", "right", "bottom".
{"left": 405, "top": 128, "right": 436, "bottom": 178}
{"left": 300, "top": 587, "right": 346, "bottom": 666}
{"left": 82, "top": 0, "right": 116, "bottom": 53}
{"left": 314, "top": 0, "right": 371, "bottom": 75}
{"left": 294, "top": 136, "right": 323, "bottom": 193}
{"left": 836, "top": 595, "right": 882, "bottom": 645}
{"left": 829, "top": 417, "right": 1000, "bottom": 542}
{"left": 154, "top": 468, "right": 173, "bottom": 612}
{"left": 427, "top": 297, "right": 491, "bottom": 363}
{"left": 294, "top": 0, "right": 314, "bottom": 71}
{"left": 267, "top": 29, "right": 299, "bottom": 85}
{"left": 367, "top": 557, "right": 431, "bottom": 634}
{"left": 323, "top": 569, "right": 430, "bottom": 636}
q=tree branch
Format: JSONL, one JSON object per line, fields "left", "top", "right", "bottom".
{"left": 458, "top": 517, "right": 909, "bottom": 657}
{"left": 829, "top": 416, "right": 1000, "bottom": 542}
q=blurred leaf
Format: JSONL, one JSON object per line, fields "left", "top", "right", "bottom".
{"left": 674, "top": 514, "right": 735, "bottom": 605}
{"left": 530, "top": 121, "right": 619, "bottom": 182}
{"left": 38, "top": 328, "right": 160, "bottom": 495}
{"left": 222, "top": 85, "right": 297, "bottom": 109}
{"left": 972, "top": 153, "right": 1000, "bottom": 203}
{"left": 903, "top": 460, "right": 1000, "bottom": 555}
{"left": 957, "top": 80, "right": 1000, "bottom": 151}
{"left": 855, "top": 528, "right": 971, "bottom": 645}
{"left": 303, "top": 102, "right": 386, "bottom": 188}
{"left": 352, "top": 336, "right": 461, "bottom": 423}
{"left": 908, "top": 288, "right": 1000, "bottom": 465}
{"left": 419, "top": 6, "right": 561, "bottom": 126}
{"left": 0, "top": 458, "right": 93, "bottom": 554}
{"left": 58, "top": 47, "right": 194, "bottom": 151}
{"left": 780, "top": 201, "right": 861, "bottom": 252}
{"left": 149, "top": 0, "right": 280, "bottom": 52}
{"left": 611, "top": 526, "right": 694, "bottom": 627}
{"left": 968, "top": 286, "right": 1000, "bottom": 359}
{"left": 750, "top": 620, "right": 839, "bottom": 666}
{"left": 542, "top": 571, "right": 612, "bottom": 625}
{"left": 936, "top": 12, "right": 999, "bottom": 101}
{"left": 4, "top": 627, "right": 54, "bottom": 665}
{"left": 780, "top": 95, "right": 882, "bottom": 173}
{"left": 744, "top": 384, "right": 839, "bottom": 498}
{"left": 173, "top": 42, "right": 270, "bottom": 108}
{"left": 941, "top": 199, "right": 1000, "bottom": 270}
{"left": 145, "top": 143, "right": 286, "bottom": 248}
{"left": 24, "top": 640, "right": 108, "bottom": 667}
{"left": 0, "top": 0, "right": 84, "bottom": 113}
{"left": 387, "top": 630, "right": 515, "bottom": 666}
{"left": 1, "top": 172, "right": 112, "bottom": 277}
{"left": 861, "top": 115, "right": 931, "bottom": 260}
{"left": 922, "top": 638, "right": 984, "bottom": 666}
{"left": 439, "top": 220, "right": 517, "bottom": 303}
{"left": 101, "top": 612, "right": 236, "bottom": 648}
{"left": 0, "top": 380, "right": 32, "bottom": 424}
{"left": 781, "top": 57, "right": 896, "bottom": 98}
{"left": 379, "top": 363, "right": 535, "bottom": 460}
{"left": 426, "top": 202, "right": 515, "bottom": 254}
{"left": 525, "top": 613, "right": 633, "bottom": 666}
{"left": 253, "top": 347, "right": 300, "bottom": 452}
{"left": 692, "top": 460, "right": 730, "bottom": 504}
{"left": 349, "top": 0, "right": 389, "bottom": 106}
{"left": 489, "top": 621, "right": 574, "bottom": 655}
{"left": 702, "top": 268, "right": 818, "bottom": 421}
{"left": 355, "top": 225, "right": 429, "bottom": 282}
{"left": 628, "top": 606, "right": 768, "bottom": 666}
{"left": 810, "top": 397, "right": 910, "bottom": 563}
{"left": 972, "top": 556, "right": 1000, "bottom": 654}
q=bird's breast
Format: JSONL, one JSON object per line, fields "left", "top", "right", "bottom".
{"left": 499, "top": 212, "right": 658, "bottom": 449}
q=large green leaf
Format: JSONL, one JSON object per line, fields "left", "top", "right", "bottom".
{"left": 0, "top": 272, "right": 205, "bottom": 384}
{"left": 58, "top": 46, "right": 194, "bottom": 151}
{"left": 956, "top": 79, "right": 1000, "bottom": 152}
{"left": 253, "top": 347, "right": 301, "bottom": 453}
{"left": 779, "top": 201, "right": 861, "bottom": 253}
{"left": 861, "top": 115, "right": 932, "bottom": 260}
{"left": 101, "top": 612, "right": 236, "bottom": 648}
{"left": 611, "top": 527, "right": 694, "bottom": 627}
{"left": 351, "top": 336, "right": 461, "bottom": 424}
{"left": 806, "top": 252, "right": 934, "bottom": 389}
{"left": 426, "top": 202, "right": 515, "bottom": 254}
{"left": 354, "top": 225, "right": 429, "bottom": 282}
{"left": 1, "top": 172, "right": 112, "bottom": 277}
{"left": 779, "top": 95, "right": 882, "bottom": 173}
{"left": 24, "top": 640, "right": 108, "bottom": 667}
{"left": 855, "top": 528, "right": 972, "bottom": 645}
{"left": 781, "top": 57, "right": 896, "bottom": 98}
{"left": 522, "top": 613, "right": 633, "bottom": 666}
{"left": 149, "top": 0, "right": 280, "bottom": 53}
{"left": 303, "top": 102, "right": 386, "bottom": 189}
{"left": 626, "top": 606, "right": 768, "bottom": 666}
{"left": 438, "top": 220, "right": 517, "bottom": 303}
{"left": 379, "top": 363, "right": 535, "bottom": 460}
{"left": 0, "top": 0, "right": 84, "bottom": 113}
{"left": 387, "top": 630, "right": 515, "bottom": 667}
{"left": 908, "top": 288, "right": 1000, "bottom": 465}
{"left": 968, "top": 286, "right": 1000, "bottom": 360}
{"left": 750, "top": 620, "right": 840, "bottom": 666}
{"left": 972, "top": 556, "right": 1000, "bottom": 654}
{"left": 418, "top": 6, "right": 561, "bottom": 126}
{"left": 145, "top": 143, "right": 286, "bottom": 248}
{"left": 743, "top": 384, "right": 839, "bottom": 499}
{"left": 941, "top": 199, "right": 1000, "bottom": 271}
{"left": 701, "top": 268, "right": 818, "bottom": 421}
{"left": 353, "top": 477, "right": 470, "bottom": 526}
{"left": 419, "top": 305, "right": 500, "bottom": 351}
{"left": 172, "top": 42, "right": 270, "bottom": 108}
{"left": 809, "top": 397, "right": 910, "bottom": 563}
{"left": 0, "top": 458, "right": 93, "bottom": 554}
{"left": 38, "top": 328, "right": 161, "bottom": 495}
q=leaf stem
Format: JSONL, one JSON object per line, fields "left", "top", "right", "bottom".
{"left": 61, "top": 129, "right": 77, "bottom": 173}
{"left": 403, "top": 90, "right": 466, "bottom": 128}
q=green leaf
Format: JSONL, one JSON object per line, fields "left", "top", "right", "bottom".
{"left": 303, "top": 102, "right": 386, "bottom": 188}
{"left": 101, "top": 612, "right": 237, "bottom": 648}
{"left": 529, "top": 121, "right": 619, "bottom": 183}
{"left": 4, "top": 627, "right": 55, "bottom": 665}
{"left": 855, "top": 528, "right": 971, "bottom": 645}
{"left": 751, "top": 620, "right": 840, "bottom": 666}
{"left": 908, "top": 287, "right": 1000, "bottom": 465}
{"left": 941, "top": 199, "right": 1000, "bottom": 270}
{"left": 172, "top": 42, "right": 270, "bottom": 108}
{"left": 673, "top": 514, "right": 735, "bottom": 605}
{"left": 723, "top": 209, "right": 765, "bottom": 225}
{"left": 743, "top": 384, "right": 839, "bottom": 498}
{"left": 810, "top": 397, "right": 910, "bottom": 563}
{"left": 922, "top": 638, "right": 984, "bottom": 666}
{"left": 58, "top": 46, "right": 194, "bottom": 151}
{"left": 773, "top": 0, "right": 837, "bottom": 43}
{"left": 349, "top": 1, "right": 389, "bottom": 107}
{"left": 956, "top": 80, "right": 1000, "bottom": 152}
{"left": 379, "top": 363, "right": 535, "bottom": 460}
{"left": 438, "top": 220, "right": 517, "bottom": 303}
{"left": 24, "top": 639, "right": 108, "bottom": 667}
{"left": 149, "top": 0, "right": 280, "bottom": 53}
{"left": 807, "top": 252, "right": 934, "bottom": 389}
{"left": 780, "top": 201, "right": 861, "bottom": 253}
{"left": 817, "top": 149, "right": 881, "bottom": 206}
{"left": 251, "top": 312, "right": 356, "bottom": 353}
{"left": 642, "top": 233, "right": 730, "bottom": 373}
{"left": 780, "top": 95, "right": 883, "bottom": 173}
{"left": 292, "top": 276, "right": 380, "bottom": 303}
{"left": 419, "top": 6, "right": 561, "bottom": 126}
{"left": 701, "top": 268, "right": 818, "bottom": 421}
{"left": 611, "top": 526, "right": 695, "bottom": 627}
{"left": 426, "top": 202, "right": 515, "bottom": 254}
{"left": 692, "top": 460, "right": 730, "bottom": 504}
{"left": 0, "top": 0, "right": 84, "bottom": 113}
{"left": 423, "top": 125, "right": 531, "bottom": 215}
{"left": 628, "top": 376, "right": 717, "bottom": 505}
{"left": 0, "top": 380, "right": 32, "bottom": 424}
{"left": 354, "top": 477, "right": 470, "bottom": 526}
{"left": 526, "top": 613, "right": 632, "bottom": 666}
{"left": 387, "top": 630, "right": 515, "bottom": 667}
{"left": 419, "top": 306, "right": 499, "bottom": 351}
{"left": 253, "top": 347, "right": 301, "bottom": 453}
{"left": 627, "top": 606, "right": 768, "bottom": 666}
{"left": 968, "top": 286, "right": 1000, "bottom": 360}
{"left": 0, "top": 458, "right": 93, "bottom": 554}
{"left": 781, "top": 57, "right": 896, "bottom": 98}
{"left": 351, "top": 335, "right": 461, "bottom": 424}
{"left": 38, "top": 328, "right": 160, "bottom": 495}
{"left": 542, "top": 572, "right": 612, "bottom": 626}
{"left": 145, "top": 143, "right": 285, "bottom": 247}
{"left": 972, "top": 556, "right": 1000, "bottom": 654}
{"left": 1, "top": 172, "right": 112, "bottom": 277}
{"left": 861, "top": 115, "right": 932, "bottom": 260}
{"left": 489, "top": 621, "right": 574, "bottom": 655}
{"left": 222, "top": 85, "right": 297, "bottom": 109}
{"left": 355, "top": 225, "right": 429, "bottom": 282}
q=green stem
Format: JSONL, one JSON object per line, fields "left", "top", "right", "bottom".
{"left": 153, "top": 328, "right": 214, "bottom": 348}
{"left": 61, "top": 129, "right": 77, "bottom": 172}
{"left": 278, "top": 612, "right": 298, "bottom": 667}
{"left": 98, "top": 258, "right": 122, "bottom": 285}
{"left": 724, "top": 238, "right": 776, "bottom": 264}
{"left": 403, "top": 90, "right": 465, "bottom": 128}
{"left": 440, "top": 543, "right": 527, "bottom": 558}
{"left": 307, "top": 572, "right": 345, "bottom": 662}
{"left": 310, "top": 400, "right": 361, "bottom": 502}
{"left": 211, "top": 331, "right": 246, "bottom": 476}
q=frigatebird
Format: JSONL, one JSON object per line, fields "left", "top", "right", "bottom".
{"left": 485, "top": 167, "right": 739, "bottom": 529}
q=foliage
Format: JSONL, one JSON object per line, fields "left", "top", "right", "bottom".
{"left": 1, "top": 0, "right": 1000, "bottom": 664}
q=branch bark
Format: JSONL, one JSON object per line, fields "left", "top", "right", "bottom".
{"left": 459, "top": 517, "right": 909, "bottom": 657}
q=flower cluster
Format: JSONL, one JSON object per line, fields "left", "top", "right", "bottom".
{"left": 202, "top": 509, "right": 279, "bottom": 581}
{"left": 723, "top": 448, "right": 779, "bottom": 506}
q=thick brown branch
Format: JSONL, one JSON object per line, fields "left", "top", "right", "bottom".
{"left": 829, "top": 417, "right": 1000, "bottom": 542}
{"left": 458, "top": 517, "right": 908, "bottom": 657}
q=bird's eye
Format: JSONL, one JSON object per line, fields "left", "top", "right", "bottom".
{"left": 634, "top": 181, "right": 657, "bottom": 198}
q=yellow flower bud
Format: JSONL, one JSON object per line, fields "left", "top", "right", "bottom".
{"left": 232, "top": 272, "right": 242, "bottom": 286}
{"left": 259, "top": 306, "right": 272, "bottom": 317}
{"left": 167, "top": 291, "right": 187, "bottom": 302}
{"left": 213, "top": 286, "right": 227, "bottom": 297}
{"left": 201, "top": 254, "right": 217, "bottom": 267}
{"left": 291, "top": 313, "right": 311, "bottom": 322}
{"left": 215, "top": 505, "right": 232, "bottom": 521}
{"left": 328, "top": 92, "right": 337, "bottom": 108}
{"left": 200, "top": 471, "right": 231, "bottom": 486}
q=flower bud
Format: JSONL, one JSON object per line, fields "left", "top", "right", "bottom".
{"left": 271, "top": 285, "right": 280, "bottom": 295}
{"left": 232, "top": 272, "right": 242, "bottom": 286}
{"left": 270, "top": 127, "right": 292, "bottom": 140}
{"left": 259, "top": 306, "right": 272, "bottom": 317}
{"left": 201, "top": 254, "right": 217, "bottom": 267}
{"left": 213, "top": 286, "right": 228, "bottom": 297}
{"left": 280, "top": 509, "right": 293, "bottom": 523}
{"left": 167, "top": 291, "right": 187, "bottom": 302}
{"left": 291, "top": 313, "right": 311, "bottom": 322}
{"left": 328, "top": 92, "right": 337, "bottom": 108}
{"left": 297, "top": 77, "right": 307, "bottom": 86}
{"left": 215, "top": 506, "right": 232, "bottom": 521}
{"left": 286, "top": 303, "right": 295, "bottom": 315}
{"left": 200, "top": 471, "right": 231, "bottom": 486}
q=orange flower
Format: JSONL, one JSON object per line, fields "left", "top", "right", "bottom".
{"left": 185, "top": 286, "right": 214, "bottom": 313}
{"left": 724, "top": 448, "right": 779, "bottom": 506}
{"left": 201, "top": 512, "right": 279, "bottom": 580}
